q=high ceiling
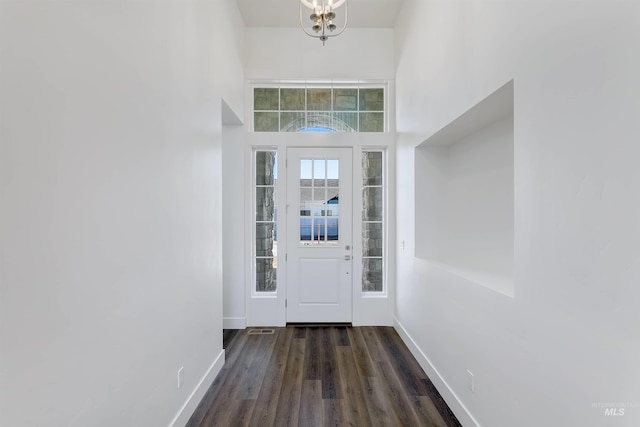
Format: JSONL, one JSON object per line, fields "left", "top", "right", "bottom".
{"left": 236, "top": 0, "right": 404, "bottom": 29}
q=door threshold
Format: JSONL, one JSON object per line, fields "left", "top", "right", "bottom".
{"left": 286, "top": 322, "right": 352, "bottom": 328}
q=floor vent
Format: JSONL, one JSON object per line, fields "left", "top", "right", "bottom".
{"left": 247, "top": 328, "right": 276, "bottom": 335}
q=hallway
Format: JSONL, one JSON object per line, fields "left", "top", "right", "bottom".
{"left": 187, "top": 327, "right": 461, "bottom": 426}
{"left": 3, "top": 1, "right": 638, "bottom": 425}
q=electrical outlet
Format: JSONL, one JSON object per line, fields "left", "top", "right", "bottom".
{"left": 177, "top": 367, "right": 184, "bottom": 389}
{"left": 466, "top": 369, "right": 475, "bottom": 392}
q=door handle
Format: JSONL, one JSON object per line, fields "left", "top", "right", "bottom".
{"left": 344, "top": 255, "right": 351, "bottom": 260}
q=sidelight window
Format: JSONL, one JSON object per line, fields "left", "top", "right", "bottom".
{"left": 255, "top": 150, "right": 277, "bottom": 292}
{"left": 362, "top": 150, "right": 384, "bottom": 292}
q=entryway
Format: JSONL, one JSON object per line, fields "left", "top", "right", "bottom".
{"left": 245, "top": 136, "right": 392, "bottom": 328}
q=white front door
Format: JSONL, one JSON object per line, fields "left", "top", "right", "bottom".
{"left": 286, "top": 147, "right": 353, "bottom": 323}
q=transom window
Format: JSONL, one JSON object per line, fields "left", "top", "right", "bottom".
{"left": 253, "top": 84, "right": 385, "bottom": 132}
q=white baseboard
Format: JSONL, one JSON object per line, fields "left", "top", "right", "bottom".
{"left": 169, "top": 349, "right": 226, "bottom": 427}
{"left": 223, "top": 317, "right": 246, "bottom": 329}
{"left": 393, "top": 317, "right": 480, "bottom": 427}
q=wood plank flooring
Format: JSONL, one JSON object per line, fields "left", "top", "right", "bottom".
{"left": 187, "top": 327, "right": 462, "bottom": 427}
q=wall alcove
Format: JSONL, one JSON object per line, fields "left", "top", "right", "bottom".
{"left": 415, "top": 80, "right": 514, "bottom": 297}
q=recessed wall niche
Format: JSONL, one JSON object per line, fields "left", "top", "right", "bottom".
{"left": 415, "top": 80, "right": 514, "bottom": 297}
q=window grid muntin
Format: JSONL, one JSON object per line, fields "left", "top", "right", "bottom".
{"left": 299, "top": 158, "right": 340, "bottom": 246}
{"left": 253, "top": 85, "right": 385, "bottom": 132}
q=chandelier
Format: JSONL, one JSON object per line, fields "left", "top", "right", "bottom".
{"left": 299, "top": 0, "right": 348, "bottom": 45}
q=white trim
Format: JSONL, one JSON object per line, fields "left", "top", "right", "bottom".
{"left": 393, "top": 317, "right": 480, "bottom": 427}
{"left": 247, "top": 147, "right": 287, "bottom": 327}
{"left": 223, "top": 317, "right": 247, "bottom": 329}
{"left": 168, "top": 350, "right": 226, "bottom": 427}
{"left": 361, "top": 147, "right": 387, "bottom": 296}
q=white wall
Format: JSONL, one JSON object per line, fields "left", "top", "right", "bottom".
{"left": 0, "top": 1, "right": 244, "bottom": 426}
{"left": 222, "top": 117, "right": 247, "bottom": 329}
{"left": 245, "top": 27, "right": 395, "bottom": 80}
{"left": 395, "top": 1, "right": 640, "bottom": 426}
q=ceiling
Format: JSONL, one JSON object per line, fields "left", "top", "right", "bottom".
{"left": 236, "top": 0, "right": 404, "bottom": 29}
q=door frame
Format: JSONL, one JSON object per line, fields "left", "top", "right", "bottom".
{"left": 244, "top": 132, "right": 395, "bottom": 327}
{"left": 285, "top": 147, "right": 353, "bottom": 323}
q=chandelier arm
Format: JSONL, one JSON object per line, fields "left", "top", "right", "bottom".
{"left": 328, "top": 1, "right": 348, "bottom": 37}
{"left": 299, "top": 1, "right": 322, "bottom": 38}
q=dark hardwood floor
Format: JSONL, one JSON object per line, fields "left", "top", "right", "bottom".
{"left": 187, "top": 326, "right": 462, "bottom": 427}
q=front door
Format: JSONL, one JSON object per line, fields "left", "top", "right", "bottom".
{"left": 286, "top": 147, "right": 353, "bottom": 323}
